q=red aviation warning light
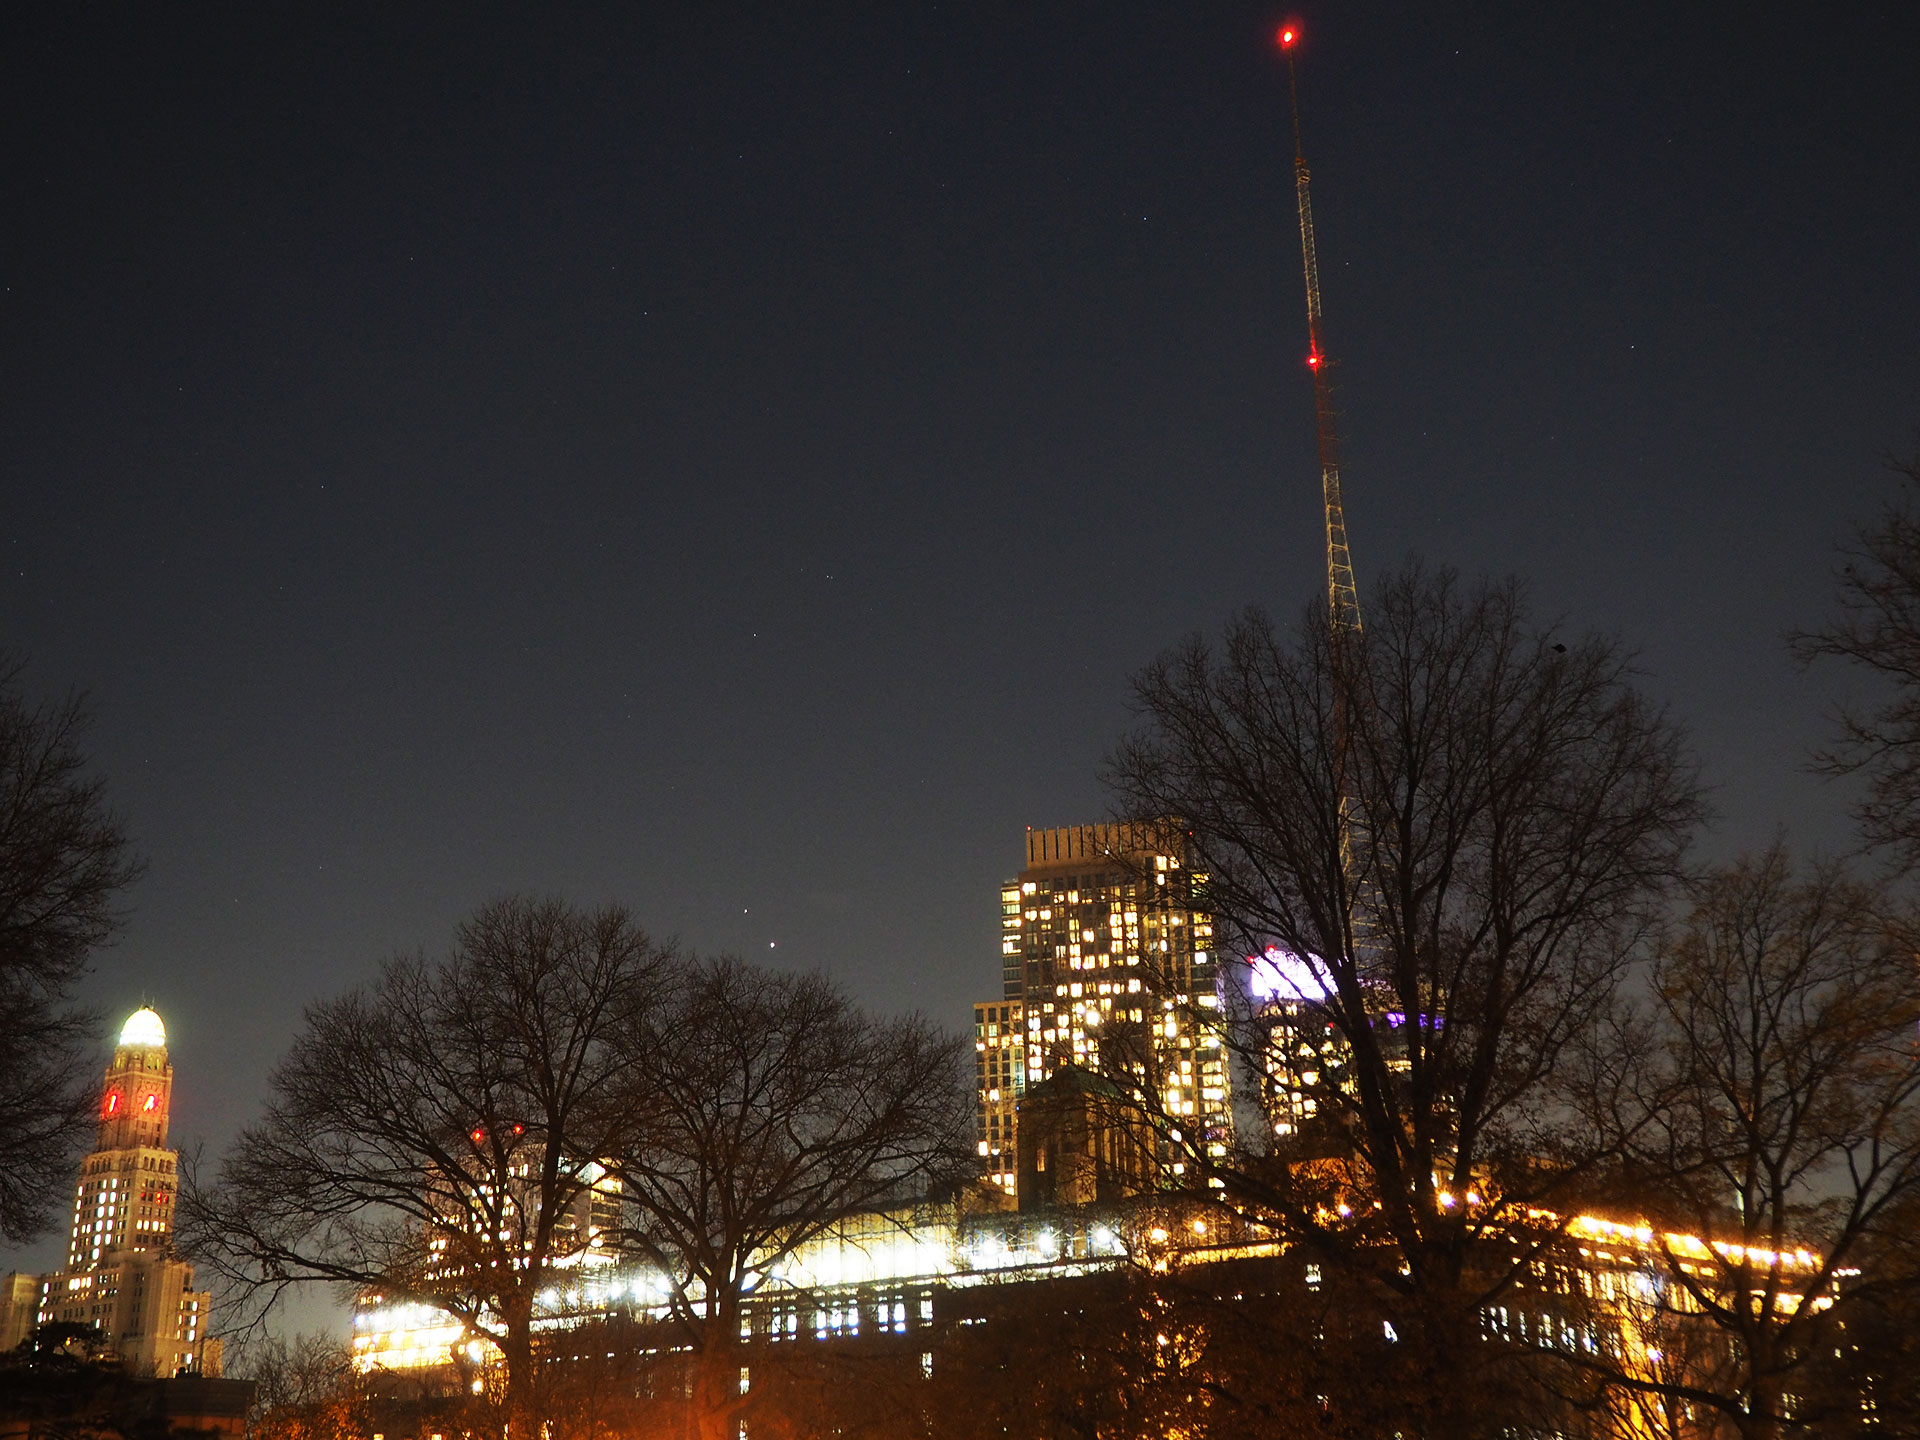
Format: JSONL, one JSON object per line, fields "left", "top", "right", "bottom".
{"left": 1275, "top": 14, "right": 1362, "bottom": 645}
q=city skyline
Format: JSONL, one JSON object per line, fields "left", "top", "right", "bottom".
{"left": 4, "top": 0, "right": 1916, "bottom": 1295}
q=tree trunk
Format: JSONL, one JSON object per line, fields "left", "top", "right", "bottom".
{"left": 1742, "top": 1359, "right": 1781, "bottom": 1440}
{"left": 501, "top": 1300, "right": 537, "bottom": 1440}
{"left": 693, "top": 1297, "right": 744, "bottom": 1440}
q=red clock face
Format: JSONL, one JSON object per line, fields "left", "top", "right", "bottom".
{"left": 104, "top": 1092, "right": 121, "bottom": 1116}
{"left": 142, "top": 1094, "right": 158, "bottom": 1112}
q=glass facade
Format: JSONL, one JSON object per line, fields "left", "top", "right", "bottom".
{"left": 987, "top": 825, "right": 1231, "bottom": 1183}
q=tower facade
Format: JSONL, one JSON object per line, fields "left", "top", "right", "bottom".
{"left": 972, "top": 999, "right": 1024, "bottom": 1195}
{"left": 973, "top": 825, "right": 1230, "bottom": 1189}
{"left": 67, "top": 1006, "right": 176, "bottom": 1270}
{"left": 29, "top": 1009, "right": 221, "bottom": 1378}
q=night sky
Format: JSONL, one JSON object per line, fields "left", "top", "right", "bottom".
{"left": 3, "top": 2, "right": 1916, "bottom": 1286}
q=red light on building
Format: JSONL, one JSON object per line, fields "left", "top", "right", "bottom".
{"left": 1307, "top": 353, "right": 1322, "bottom": 368}
{"left": 104, "top": 1092, "right": 120, "bottom": 1115}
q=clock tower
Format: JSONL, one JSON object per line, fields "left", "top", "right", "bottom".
{"left": 96, "top": 1005, "right": 172, "bottom": 1153}
{"left": 67, "top": 1007, "right": 177, "bottom": 1267}
{"left": 5, "top": 1007, "right": 224, "bottom": 1378}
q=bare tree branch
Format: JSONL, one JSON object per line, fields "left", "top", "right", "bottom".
{"left": 0, "top": 656, "right": 143, "bottom": 1242}
{"left": 1791, "top": 454, "right": 1920, "bottom": 866}
{"left": 1102, "top": 560, "right": 1704, "bottom": 1431}
{"left": 1601, "top": 848, "right": 1920, "bottom": 1439}
{"left": 180, "top": 896, "right": 669, "bottom": 1438}
{"left": 608, "top": 957, "right": 970, "bottom": 1440}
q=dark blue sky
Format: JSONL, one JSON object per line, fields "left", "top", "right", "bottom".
{"left": 4, "top": 1, "right": 1915, "bottom": 1282}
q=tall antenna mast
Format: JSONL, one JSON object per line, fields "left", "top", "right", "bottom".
{"left": 1278, "top": 25, "right": 1362, "bottom": 645}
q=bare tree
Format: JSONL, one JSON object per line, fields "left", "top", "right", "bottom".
{"left": 244, "top": 1332, "right": 367, "bottom": 1440}
{"left": 1793, "top": 455, "right": 1920, "bottom": 866}
{"left": 1103, "top": 563, "right": 1703, "bottom": 1432}
{"left": 528, "top": 1313, "right": 675, "bottom": 1440}
{"left": 1598, "top": 849, "right": 1920, "bottom": 1440}
{"left": 1800, "top": 1182, "right": 1920, "bottom": 1437}
{"left": 0, "top": 658, "right": 142, "bottom": 1243}
{"left": 609, "top": 957, "right": 969, "bottom": 1440}
{"left": 181, "top": 897, "right": 668, "bottom": 1438}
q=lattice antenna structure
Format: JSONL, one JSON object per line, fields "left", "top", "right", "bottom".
{"left": 1278, "top": 25, "right": 1362, "bottom": 645}
{"left": 1277, "top": 25, "right": 1374, "bottom": 961}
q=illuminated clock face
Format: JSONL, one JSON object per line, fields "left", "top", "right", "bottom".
{"left": 104, "top": 1092, "right": 121, "bottom": 1116}
{"left": 142, "top": 1094, "right": 159, "bottom": 1112}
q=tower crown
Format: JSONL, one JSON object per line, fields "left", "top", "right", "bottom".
{"left": 119, "top": 1007, "right": 166, "bottom": 1050}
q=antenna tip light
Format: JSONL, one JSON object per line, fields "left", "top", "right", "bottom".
{"left": 1277, "top": 24, "right": 1297, "bottom": 49}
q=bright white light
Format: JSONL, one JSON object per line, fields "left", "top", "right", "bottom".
{"left": 119, "top": 1008, "right": 166, "bottom": 1049}
{"left": 1247, "top": 947, "right": 1329, "bottom": 1002}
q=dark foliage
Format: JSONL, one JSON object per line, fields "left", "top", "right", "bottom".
{"left": 0, "top": 658, "right": 142, "bottom": 1242}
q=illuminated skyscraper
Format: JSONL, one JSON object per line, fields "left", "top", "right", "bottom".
{"left": 988, "top": 825, "right": 1230, "bottom": 1182}
{"left": 26, "top": 1009, "right": 222, "bottom": 1377}
{"left": 65, "top": 1006, "right": 175, "bottom": 1269}
{"left": 972, "top": 1000, "right": 1024, "bottom": 1195}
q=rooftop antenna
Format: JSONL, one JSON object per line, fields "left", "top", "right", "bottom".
{"left": 1277, "top": 23, "right": 1374, "bottom": 982}
{"left": 1278, "top": 23, "right": 1362, "bottom": 646}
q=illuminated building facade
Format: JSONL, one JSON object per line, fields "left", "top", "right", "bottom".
{"left": 0, "top": 1272, "right": 39, "bottom": 1352}
{"left": 422, "top": 1133, "right": 623, "bottom": 1281}
{"left": 1249, "top": 946, "right": 1350, "bottom": 1140}
{"left": 346, "top": 1177, "right": 1848, "bottom": 1436}
{"left": 350, "top": 1198, "right": 1164, "bottom": 1378}
{"left": 972, "top": 1000, "right": 1024, "bottom": 1195}
{"left": 1001, "top": 824, "right": 1229, "bottom": 1178}
{"left": 1248, "top": 946, "right": 1449, "bottom": 1149}
{"left": 15, "top": 1009, "right": 222, "bottom": 1378}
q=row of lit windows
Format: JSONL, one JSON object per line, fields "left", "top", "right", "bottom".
{"left": 750, "top": 1292, "right": 933, "bottom": 1341}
